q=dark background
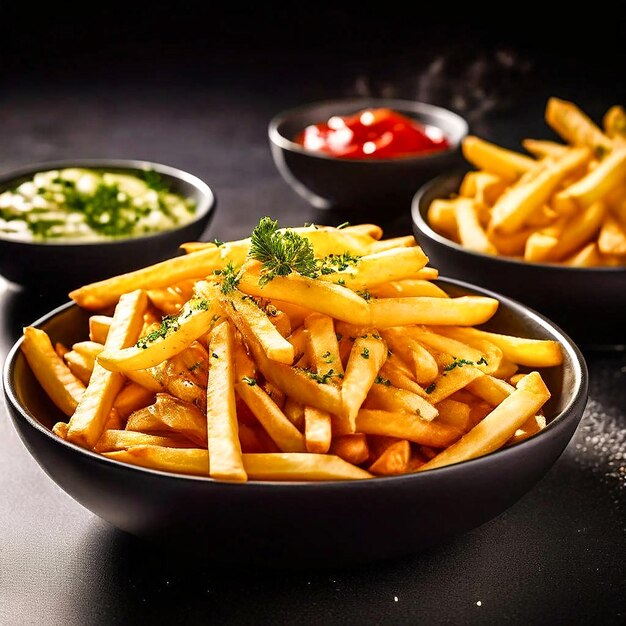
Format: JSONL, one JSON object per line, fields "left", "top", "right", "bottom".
{"left": 1, "top": 6, "right": 625, "bottom": 626}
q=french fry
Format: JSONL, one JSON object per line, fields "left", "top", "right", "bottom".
{"left": 444, "top": 327, "right": 563, "bottom": 367}
{"left": 52, "top": 421, "right": 69, "bottom": 439}
{"left": 424, "top": 362, "right": 485, "bottom": 405}
{"left": 126, "top": 393, "right": 207, "bottom": 445}
{"left": 563, "top": 242, "right": 603, "bottom": 267}
{"left": 525, "top": 201, "right": 605, "bottom": 262}
{"left": 88, "top": 315, "right": 112, "bottom": 343}
{"left": 339, "top": 334, "right": 387, "bottom": 433}
{"left": 63, "top": 350, "right": 94, "bottom": 385}
{"left": 507, "top": 413, "right": 547, "bottom": 445}
{"left": 603, "top": 104, "right": 626, "bottom": 139}
{"left": 368, "top": 439, "right": 411, "bottom": 475}
{"left": 545, "top": 97, "right": 613, "bottom": 153}
{"left": 453, "top": 197, "right": 498, "bottom": 255}
{"left": 97, "top": 284, "right": 221, "bottom": 372}
{"left": 54, "top": 342, "right": 69, "bottom": 360}
{"left": 427, "top": 198, "right": 459, "bottom": 238}
{"left": 241, "top": 452, "right": 373, "bottom": 481}
{"left": 369, "top": 279, "right": 448, "bottom": 299}
{"left": 490, "top": 147, "right": 590, "bottom": 234}
{"left": 435, "top": 398, "right": 473, "bottom": 432}
{"left": 221, "top": 288, "right": 295, "bottom": 364}
{"left": 206, "top": 321, "right": 247, "bottom": 481}
{"left": 112, "top": 382, "right": 156, "bottom": 419}
{"left": 235, "top": 380, "right": 306, "bottom": 452}
{"left": 367, "top": 234, "right": 416, "bottom": 252}
{"left": 237, "top": 260, "right": 370, "bottom": 325}
{"left": 460, "top": 170, "right": 507, "bottom": 206}
{"left": 108, "top": 445, "right": 372, "bottom": 480}
{"left": 521, "top": 138, "right": 569, "bottom": 159}
{"left": 95, "top": 429, "right": 196, "bottom": 452}
{"left": 304, "top": 312, "right": 343, "bottom": 379}
{"left": 553, "top": 148, "right": 626, "bottom": 214}
{"left": 363, "top": 380, "right": 439, "bottom": 422}
{"left": 69, "top": 246, "right": 225, "bottom": 310}
{"left": 303, "top": 405, "right": 332, "bottom": 453}
{"left": 67, "top": 289, "right": 148, "bottom": 449}
{"left": 317, "top": 246, "right": 428, "bottom": 290}
{"left": 598, "top": 214, "right": 626, "bottom": 256}
{"left": 355, "top": 409, "right": 462, "bottom": 447}
{"left": 462, "top": 135, "right": 537, "bottom": 181}
{"left": 381, "top": 327, "right": 439, "bottom": 385}
{"left": 418, "top": 372, "right": 550, "bottom": 471}
{"left": 369, "top": 296, "right": 498, "bottom": 327}
{"left": 329, "top": 433, "right": 370, "bottom": 465}
{"left": 20, "top": 327, "right": 86, "bottom": 417}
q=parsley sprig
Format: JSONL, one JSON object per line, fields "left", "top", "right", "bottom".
{"left": 249, "top": 217, "right": 318, "bottom": 286}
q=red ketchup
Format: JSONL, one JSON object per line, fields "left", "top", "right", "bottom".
{"left": 294, "top": 107, "right": 450, "bottom": 159}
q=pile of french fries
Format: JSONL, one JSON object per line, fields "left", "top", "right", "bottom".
{"left": 20, "top": 220, "right": 563, "bottom": 481}
{"left": 428, "top": 97, "right": 626, "bottom": 266}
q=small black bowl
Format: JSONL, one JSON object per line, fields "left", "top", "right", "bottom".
{"left": 3, "top": 278, "right": 588, "bottom": 569}
{"left": 269, "top": 97, "right": 468, "bottom": 212}
{"left": 0, "top": 159, "right": 216, "bottom": 292}
{"left": 412, "top": 171, "right": 626, "bottom": 351}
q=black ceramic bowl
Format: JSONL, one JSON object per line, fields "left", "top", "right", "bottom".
{"left": 3, "top": 278, "right": 588, "bottom": 569}
{"left": 268, "top": 97, "right": 468, "bottom": 212}
{"left": 412, "top": 172, "right": 626, "bottom": 351}
{"left": 0, "top": 159, "right": 216, "bottom": 291}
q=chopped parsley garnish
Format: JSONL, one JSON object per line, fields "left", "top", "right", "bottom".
{"left": 336, "top": 279, "right": 346, "bottom": 286}
{"left": 220, "top": 261, "right": 241, "bottom": 294}
{"left": 361, "top": 347, "right": 370, "bottom": 359}
{"left": 322, "top": 351, "right": 334, "bottom": 364}
{"left": 374, "top": 376, "right": 391, "bottom": 386}
{"left": 136, "top": 314, "right": 180, "bottom": 349}
{"left": 317, "top": 252, "right": 361, "bottom": 275}
{"left": 336, "top": 221, "right": 350, "bottom": 229}
{"left": 211, "top": 352, "right": 219, "bottom": 359}
{"left": 141, "top": 169, "right": 169, "bottom": 191}
{"left": 425, "top": 383, "right": 436, "bottom": 394}
{"left": 242, "top": 376, "right": 257, "bottom": 386}
{"left": 357, "top": 289, "right": 372, "bottom": 301}
{"left": 213, "top": 238, "right": 224, "bottom": 247}
{"left": 193, "top": 299, "right": 209, "bottom": 311}
{"left": 248, "top": 217, "right": 318, "bottom": 286}
{"left": 477, "top": 356, "right": 489, "bottom": 366}
{"left": 306, "top": 369, "right": 335, "bottom": 384}
{"left": 443, "top": 357, "right": 484, "bottom": 372}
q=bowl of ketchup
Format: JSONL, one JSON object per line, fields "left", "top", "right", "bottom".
{"left": 269, "top": 97, "right": 468, "bottom": 214}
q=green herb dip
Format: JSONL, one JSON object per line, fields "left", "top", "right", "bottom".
{"left": 0, "top": 168, "right": 196, "bottom": 241}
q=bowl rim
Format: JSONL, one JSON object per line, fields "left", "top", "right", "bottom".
{"left": 412, "top": 170, "right": 626, "bottom": 274}
{"left": 3, "top": 276, "right": 588, "bottom": 489}
{"left": 268, "top": 97, "right": 469, "bottom": 164}
{"left": 0, "top": 158, "right": 216, "bottom": 247}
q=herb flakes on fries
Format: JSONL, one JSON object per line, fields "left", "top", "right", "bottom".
{"left": 23, "top": 217, "right": 563, "bottom": 481}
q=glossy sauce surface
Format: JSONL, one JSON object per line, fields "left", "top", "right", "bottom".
{"left": 294, "top": 108, "right": 450, "bottom": 159}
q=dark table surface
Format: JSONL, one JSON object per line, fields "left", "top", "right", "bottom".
{"left": 1, "top": 10, "right": 625, "bottom": 625}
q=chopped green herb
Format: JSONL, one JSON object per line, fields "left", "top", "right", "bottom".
{"left": 372, "top": 333, "right": 381, "bottom": 340}
{"left": 336, "top": 279, "right": 346, "bottom": 286}
{"left": 322, "top": 351, "right": 334, "bottom": 364}
{"left": 193, "top": 298, "right": 209, "bottom": 311}
{"left": 374, "top": 376, "right": 391, "bottom": 386}
{"left": 211, "top": 352, "right": 219, "bottom": 359}
{"left": 213, "top": 238, "right": 224, "bottom": 247}
{"left": 336, "top": 221, "right": 350, "bottom": 229}
{"left": 306, "top": 368, "right": 335, "bottom": 384}
{"left": 361, "top": 347, "right": 370, "bottom": 359}
{"left": 443, "top": 357, "right": 478, "bottom": 372}
{"left": 477, "top": 356, "right": 489, "bottom": 366}
{"left": 317, "top": 252, "right": 361, "bottom": 275}
{"left": 242, "top": 376, "right": 257, "bottom": 386}
{"left": 136, "top": 314, "right": 180, "bottom": 349}
{"left": 425, "top": 383, "right": 436, "bottom": 394}
{"left": 220, "top": 261, "right": 241, "bottom": 294}
{"left": 357, "top": 289, "right": 372, "bottom": 301}
{"left": 141, "top": 169, "right": 168, "bottom": 192}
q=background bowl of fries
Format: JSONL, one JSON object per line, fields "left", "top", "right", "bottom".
{"left": 4, "top": 271, "right": 588, "bottom": 567}
{"left": 412, "top": 98, "right": 626, "bottom": 349}
{"left": 269, "top": 97, "right": 468, "bottom": 211}
{"left": 0, "top": 159, "right": 216, "bottom": 291}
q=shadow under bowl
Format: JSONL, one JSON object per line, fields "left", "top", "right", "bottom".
{"left": 412, "top": 171, "right": 626, "bottom": 351}
{"left": 0, "top": 159, "right": 216, "bottom": 293}
{"left": 269, "top": 97, "right": 468, "bottom": 212}
{"left": 3, "top": 278, "right": 588, "bottom": 569}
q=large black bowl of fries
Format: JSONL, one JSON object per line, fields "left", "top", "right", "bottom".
{"left": 3, "top": 220, "right": 588, "bottom": 567}
{"left": 0, "top": 159, "right": 216, "bottom": 291}
{"left": 412, "top": 97, "right": 626, "bottom": 350}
